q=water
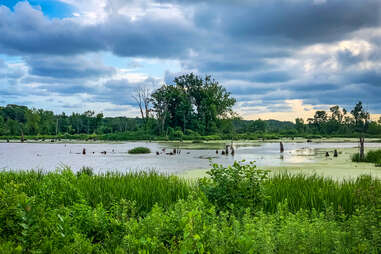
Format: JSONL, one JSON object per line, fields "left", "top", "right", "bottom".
{"left": 1, "top": 141, "right": 381, "bottom": 174}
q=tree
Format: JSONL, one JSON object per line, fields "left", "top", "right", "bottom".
{"left": 133, "top": 87, "right": 151, "bottom": 130}
{"left": 151, "top": 73, "right": 236, "bottom": 135}
{"left": 173, "top": 73, "right": 236, "bottom": 135}
{"left": 249, "top": 119, "right": 267, "bottom": 133}
{"left": 330, "top": 105, "right": 344, "bottom": 124}
{"left": 295, "top": 118, "right": 305, "bottom": 133}
{"left": 351, "top": 101, "right": 369, "bottom": 131}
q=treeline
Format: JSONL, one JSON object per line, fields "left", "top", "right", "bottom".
{"left": 1, "top": 73, "right": 381, "bottom": 140}
{"left": 234, "top": 102, "right": 381, "bottom": 136}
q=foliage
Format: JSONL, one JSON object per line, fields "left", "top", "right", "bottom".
{"left": 0, "top": 168, "right": 381, "bottom": 253}
{"left": 151, "top": 73, "right": 236, "bottom": 135}
{"left": 76, "top": 166, "right": 94, "bottom": 177}
{"left": 128, "top": 147, "right": 151, "bottom": 154}
{"left": 199, "top": 161, "right": 269, "bottom": 212}
{"left": 0, "top": 165, "right": 380, "bottom": 253}
{"left": 352, "top": 149, "right": 381, "bottom": 164}
{"left": 262, "top": 173, "right": 381, "bottom": 215}
{"left": 1, "top": 99, "right": 381, "bottom": 140}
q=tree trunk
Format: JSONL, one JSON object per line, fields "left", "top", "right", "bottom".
{"left": 280, "top": 142, "right": 284, "bottom": 153}
{"left": 359, "top": 137, "right": 365, "bottom": 161}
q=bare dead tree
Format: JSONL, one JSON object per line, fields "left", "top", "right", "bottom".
{"left": 133, "top": 87, "right": 151, "bottom": 129}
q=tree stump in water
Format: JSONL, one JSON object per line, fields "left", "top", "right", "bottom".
{"left": 334, "top": 149, "right": 338, "bottom": 157}
{"left": 280, "top": 142, "right": 284, "bottom": 153}
{"left": 225, "top": 145, "right": 229, "bottom": 155}
{"left": 359, "top": 137, "right": 365, "bottom": 161}
{"left": 82, "top": 148, "right": 86, "bottom": 155}
{"left": 325, "top": 152, "right": 329, "bottom": 157}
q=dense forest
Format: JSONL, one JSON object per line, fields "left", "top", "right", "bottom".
{"left": 1, "top": 73, "right": 381, "bottom": 140}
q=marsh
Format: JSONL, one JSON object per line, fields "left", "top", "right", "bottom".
{"left": 1, "top": 140, "right": 381, "bottom": 179}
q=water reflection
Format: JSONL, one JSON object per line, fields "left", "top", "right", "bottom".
{"left": 0, "top": 141, "right": 381, "bottom": 174}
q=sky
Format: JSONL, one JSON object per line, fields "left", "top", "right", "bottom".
{"left": 0, "top": 0, "right": 381, "bottom": 121}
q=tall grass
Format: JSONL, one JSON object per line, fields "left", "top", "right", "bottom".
{"left": 0, "top": 169, "right": 193, "bottom": 215}
{"left": 0, "top": 167, "right": 380, "bottom": 253}
{"left": 76, "top": 171, "right": 191, "bottom": 212}
{"left": 262, "top": 173, "right": 380, "bottom": 215}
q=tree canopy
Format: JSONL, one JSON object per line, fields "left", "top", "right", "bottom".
{"left": 151, "top": 73, "right": 236, "bottom": 135}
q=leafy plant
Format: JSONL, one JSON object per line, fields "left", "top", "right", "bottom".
{"left": 128, "top": 147, "right": 151, "bottom": 154}
{"left": 76, "top": 166, "right": 94, "bottom": 177}
{"left": 199, "top": 160, "right": 269, "bottom": 212}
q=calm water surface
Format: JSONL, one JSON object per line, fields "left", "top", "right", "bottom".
{"left": 1, "top": 141, "right": 381, "bottom": 174}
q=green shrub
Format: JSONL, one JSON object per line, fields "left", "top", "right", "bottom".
{"left": 199, "top": 160, "right": 269, "bottom": 212}
{"left": 366, "top": 149, "right": 381, "bottom": 163}
{"left": 0, "top": 166, "right": 380, "bottom": 253}
{"left": 352, "top": 149, "right": 381, "bottom": 163}
{"left": 76, "top": 167, "right": 94, "bottom": 177}
{"left": 128, "top": 147, "right": 151, "bottom": 154}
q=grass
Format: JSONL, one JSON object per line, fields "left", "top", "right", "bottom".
{"left": 0, "top": 169, "right": 192, "bottom": 214}
{"left": 0, "top": 164, "right": 379, "bottom": 253}
{"left": 352, "top": 149, "right": 381, "bottom": 164}
{"left": 262, "top": 173, "right": 380, "bottom": 215}
{"left": 128, "top": 146, "right": 151, "bottom": 154}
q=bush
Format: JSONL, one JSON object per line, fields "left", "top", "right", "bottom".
{"left": 0, "top": 167, "right": 380, "bottom": 252}
{"left": 199, "top": 160, "right": 269, "bottom": 212}
{"left": 128, "top": 147, "right": 151, "bottom": 154}
{"left": 366, "top": 149, "right": 381, "bottom": 163}
{"left": 76, "top": 167, "right": 94, "bottom": 177}
{"left": 352, "top": 149, "right": 381, "bottom": 164}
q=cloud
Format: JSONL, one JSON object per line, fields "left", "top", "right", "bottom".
{"left": 1, "top": 0, "right": 381, "bottom": 117}
{"left": 0, "top": 2, "right": 196, "bottom": 58}
{"left": 25, "top": 55, "right": 116, "bottom": 79}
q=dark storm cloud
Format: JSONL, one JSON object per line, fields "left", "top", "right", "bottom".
{"left": 1, "top": 0, "right": 381, "bottom": 113}
{"left": 90, "top": 77, "right": 160, "bottom": 106}
{"left": 0, "top": 2, "right": 197, "bottom": 58}
{"left": 251, "top": 71, "right": 293, "bottom": 83}
{"left": 37, "top": 84, "right": 95, "bottom": 95}
{"left": 350, "top": 70, "right": 381, "bottom": 87}
{"left": 25, "top": 56, "right": 116, "bottom": 79}
{"left": 1, "top": 1, "right": 380, "bottom": 58}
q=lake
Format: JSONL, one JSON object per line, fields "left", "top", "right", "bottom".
{"left": 1, "top": 141, "right": 381, "bottom": 177}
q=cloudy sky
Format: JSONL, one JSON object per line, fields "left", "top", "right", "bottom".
{"left": 1, "top": 0, "right": 381, "bottom": 121}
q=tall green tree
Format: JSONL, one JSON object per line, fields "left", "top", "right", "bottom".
{"left": 151, "top": 73, "right": 236, "bottom": 135}
{"left": 351, "top": 101, "right": 369, "bottom": 131}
